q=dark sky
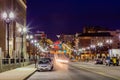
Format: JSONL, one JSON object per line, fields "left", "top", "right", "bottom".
{"left": 27, "top": 0, "right": 120, "bottom": 40}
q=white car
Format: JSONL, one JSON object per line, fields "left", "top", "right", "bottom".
{"left": 37, "top": 58, "right": 53, "bottom": 71}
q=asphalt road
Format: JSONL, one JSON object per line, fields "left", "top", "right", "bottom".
{"left": 27, "top": 62, "right": 116, "bottom": 80}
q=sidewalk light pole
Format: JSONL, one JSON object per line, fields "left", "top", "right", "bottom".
{"left": 97, "top": 42, "right": 103, "bottom": 58}
{"left": 26, "top": 34, "right": 33, "bottom": 60}
{"left": 18, "top": 27, "right": 27, "bottom": 61}
{"left": 2, "top": 11, "right": 14, "bottom": 58}
{"left": 35, "top": 42, "right": 39, "bottom": 60}
{"left": 31, "top": 39, "right": 37, "bottom": 68}
{"left": 90, "top": 44, "right": 96, "bottom": 59}
{"left": 106, "top": 39, "right": 113, "bottom": 56}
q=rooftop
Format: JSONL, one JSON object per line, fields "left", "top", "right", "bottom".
{"left": 79, "top": 32, "right": 113, "bottom": 37}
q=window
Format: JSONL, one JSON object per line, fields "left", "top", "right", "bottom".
{"left": 117, "top": 43, "right": 120, "bottom": 45}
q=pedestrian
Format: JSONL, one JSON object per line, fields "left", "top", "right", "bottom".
{"left": 86, "top": 57, "right": 89, "bottom": 62}
{"left": 112, "top": 57, "right": 117, "bottom": 66}
{"left": 105, "top": 56, "right": 110, "bottom": 66}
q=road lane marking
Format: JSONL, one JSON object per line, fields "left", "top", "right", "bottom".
{"left": 70, "top": 64, "right": 120, "bottom": 80}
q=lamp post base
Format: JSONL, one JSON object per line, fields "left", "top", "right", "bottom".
{"left": 6, "top": 54, "right": 10, "bottom": 58}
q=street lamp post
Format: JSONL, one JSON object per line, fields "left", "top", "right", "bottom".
{"left": 90, "top": 44, "right": 96, "bottom": 59}
{"left": 18, "top": 27, "right": 27, "bottom": 61}
{"left": 2, "top": 11, "right": 14, "bottom": 58}
{"left": 106, "top": 39, "right": 113, "bottom": 56}
{"left": 97, "top": 42, "right": 103, "bottom": 58}
{"left": 31, "top": 39, "right": 37, "bottom": 68}
{"left": 26, "top": 35, "right": 33, "bottom": 60}
{"left": 106, "top": 39, "right": 113, "bottom": 49}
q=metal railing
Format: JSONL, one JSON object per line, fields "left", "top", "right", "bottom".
{"left": 1, "top": 58, "right": 27, "bottom": 65}
{"left": 0, "top": 58, "right": 32, "bottom": 72}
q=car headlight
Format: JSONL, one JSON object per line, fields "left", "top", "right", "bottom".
{"left": 56, "top": 59, "right": 69, "bottom": 63}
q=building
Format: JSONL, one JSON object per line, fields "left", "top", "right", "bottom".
{"left": 76, "top": 26, "right": 114, "bottom": 60}
{"left": 78, "top": 32, "right": 113, "bottom": 60}
{"left": 99, "top": 30, "right": 120, "bottom": 49}
{"left": 34, "top": 31, "right": 46, "bottom": 40}
{"left": 76, "top": 26, "right": 120, "bottom": 60}
{"left": 0, "top": 0, "right": 27, "bottom": 58}
{"left": 83, "top": 26, "right": 110, "bottom": 33}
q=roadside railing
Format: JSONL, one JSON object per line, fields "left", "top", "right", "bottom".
{"left": 2, "top": 58, "right": 26, "bottom": 65}
{"left": 0, "top": 58, "right": 33, "bottom": 72}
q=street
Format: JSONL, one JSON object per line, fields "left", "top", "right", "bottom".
{"left": 0, "top": 1, "right": 120, "bottom": 80}
{"left": 27, "top": 62, "right": 116, "bottom": 80}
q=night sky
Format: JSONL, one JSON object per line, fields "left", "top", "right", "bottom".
{"left": 27, "top": 0, "right": 120, "bottom": 40}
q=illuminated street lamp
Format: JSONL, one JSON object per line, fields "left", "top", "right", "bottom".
{"left": 97, "top": 42, "right": 103, "bottom": 58}
{"left": 26, "top": 34, "right": 33, "bottom": 60}
{"left": 106, "top": 39, "right": 113, "bottom": 56}
{"left": 90, "top": 45, "right": 96, "bottom": 49}
{"left": 106, "top": 39, "right": 113, "bottom": 46}
{"left": 90, "top": 44, "right": 96, "bottom": 59}
{"left": 26, "top": 35, "right": 33, "bottom": 40}
{"left": 31, "top": 39, "right": 38, "bottom": 68}
{"left": 106, "top": 39, "right": 113, "bottom": 49}
{"left": 31, "top": 39, "right": 37, "bottom": 56}
{"left": 86, "top": 47, "right": 90, "bottom": 50}
{"left": 1, "top": 11, "right": 14, "bottom": 58}
{"left": 97, "top": 42, "right": 103, "bottom": 47}
{"left": 82, "top": 48, "right": 86, "bottom": 52}
{"left": 18, "top": 27, "right": 27, "bottom": 60}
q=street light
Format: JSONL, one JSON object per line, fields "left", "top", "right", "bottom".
{"left": 26, "top": 34, "right": 33, "bottom": 60}
{"left": 97, "top": 42, "right": 103, "bottom": 58}
{"left": 90, "top": 44, "right": 96, "bottom": 59}
{"left": 26, "top": 35, "right": 33, "bottom": 40}
{"left": 31, "top": 39, "right": 38, "bottom": 68}
{"left": 82, "top": 48, "right": 86, "bottom": 52}
{"left": 106, "top": 39, "right": 113, "bottom": 49}
{"left": 2, "top": 11, "right": 14, "bottom": 58}
{"left": 90, "top": 45, "right": 96, "bottom": 49}
{"left": 86, "top": 47, "right": 90, "bottom": 50}
{"left": 18, "top": 27, "right": 27, "bottom": 60}
{"left": 106, "top": 39, "right": 113, "bottom": 56}
{"left": 97, "top": 42, "right": 103, "bottom": 47}
{"left": 106, "top": 39, "right": 113, "bottom": 45}
{"left": 31, "top": 39, "right": 37, "bottom": 57}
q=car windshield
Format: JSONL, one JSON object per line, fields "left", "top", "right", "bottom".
{"left": 40, "top": 58, "right": 52, "bottom": 62}
{"left": 38, "top": 61, "right": 50, "bottom": 64}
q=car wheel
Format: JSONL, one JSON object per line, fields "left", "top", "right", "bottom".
{"left": 37, "top": 70, "right": 40, "bottom": 72}
{"left": 117, "top": 64, "right": 119, "bottom": 66}
{"left": 38, "top": 69, "right": 42, "bottom": 72}
{"left": 49, "top": 66, "right": 53, "bottom": 71}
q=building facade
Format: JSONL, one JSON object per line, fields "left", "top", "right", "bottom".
{"left": 0, "top": 0, "right": 27, "bottom": 58}
{"left": 76, "top": 26, "right": 120, "bottom": 60}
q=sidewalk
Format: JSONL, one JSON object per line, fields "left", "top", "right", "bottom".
{"left": 0, "top": 64, "right": 36, "bottom": 80}
{"left": 70, "top": 62, "right": 120, "bottom": 80}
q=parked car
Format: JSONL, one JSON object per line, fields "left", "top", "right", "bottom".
{"left": 37, "top": 58, "right": 54, "bottom": 71}
{"left": 94, "top": 59, "right": 103, "bottom": 64}
{"left": 70, "top": 58, "right": 77, "bottom": 62}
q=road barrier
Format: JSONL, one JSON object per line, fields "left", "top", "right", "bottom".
{"left": 0, "top": 58, "right": 31, "bottom": 72}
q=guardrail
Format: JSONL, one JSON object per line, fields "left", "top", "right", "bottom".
{"left": 1, "top": 58, "right": 26, "bottom": 64}
{"left": 0, "top": 58, "right": 32, "bottom": 72}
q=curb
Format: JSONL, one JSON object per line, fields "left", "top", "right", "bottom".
{"left": 70, "top": 64, "right": 120, "bottom": 80}
{"left": 24, "top": 70, "right": 36, "bottom": 80}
